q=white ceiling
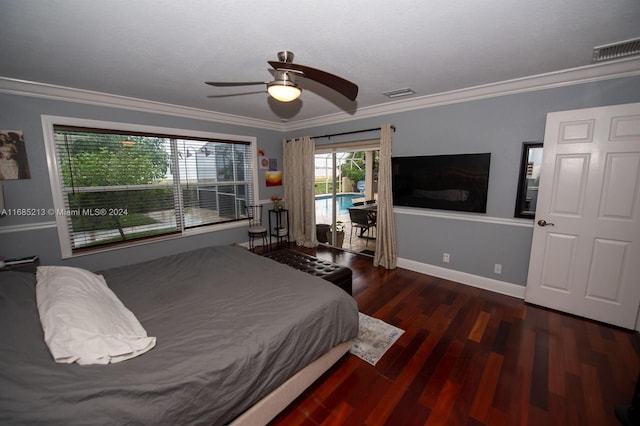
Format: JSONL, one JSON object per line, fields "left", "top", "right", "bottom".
{"left": 1, "top": 0, "right": 639, "bottom": 126}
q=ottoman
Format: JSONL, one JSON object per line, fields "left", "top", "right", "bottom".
{"left": 263, "top": 249, "right": 353, "bottom": 295}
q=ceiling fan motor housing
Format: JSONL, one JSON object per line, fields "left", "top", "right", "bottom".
{"left": 271, "top": 70, "right": 297, "bottom": 85}
{"left": 277, "top": 51, "right": 295, "bottom": 63}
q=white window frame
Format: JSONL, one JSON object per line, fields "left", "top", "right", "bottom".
{"left": 41, "top": 115, "right": 258, "bottom": 258}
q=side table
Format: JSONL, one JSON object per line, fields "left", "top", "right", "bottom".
{"left": 0, "top": 255, "right": 40, "bottom": 274}
{"left": 268, "top": 209, "right": 289, "bottom": 249}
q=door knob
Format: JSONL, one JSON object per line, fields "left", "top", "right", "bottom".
{"left": 537, "top": 219, "right": 555, "bottom": 227}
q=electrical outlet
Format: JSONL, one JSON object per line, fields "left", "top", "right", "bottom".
{"left": 494, "top": 264, "right": 502, "bottom": 274}
{"left": 443, "top": 253, "right": 450, "bottom": 263}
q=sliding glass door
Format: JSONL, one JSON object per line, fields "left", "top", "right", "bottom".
{"left": 314, "top": 146, "right": 379, "bottom": 253}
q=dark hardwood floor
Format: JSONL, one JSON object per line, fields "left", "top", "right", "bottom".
{"left": 267, "top": 245, "right": 640, "bottom": 426}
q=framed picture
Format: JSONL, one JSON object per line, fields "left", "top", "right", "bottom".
{"left": 265, "top": 170, "right": 282, "bottom": 187}
{"left": 0, "top": 130, "right": 30, "bottom": 180}
{"left": 258, "top": 156, "right": 270, "bottom": 169}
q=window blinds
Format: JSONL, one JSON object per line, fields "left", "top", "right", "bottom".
{"left": 52, "top": 126, "right": 253, "bottom": 253}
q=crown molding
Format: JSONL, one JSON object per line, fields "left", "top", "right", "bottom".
{"left": 285, "top": 57, "right": 640, "bottom": 131}
{"left": 2, "top": 57, "right": 639, "bottom": 133}
{"left": 0, "top": 77, "right": 286, "bottom": 132}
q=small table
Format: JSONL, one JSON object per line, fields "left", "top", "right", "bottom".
{"left": 268, "top": 208, "right": 289, "bottom": 249}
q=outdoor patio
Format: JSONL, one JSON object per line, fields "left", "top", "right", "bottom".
{"left": 316, "top": 206, "right": 376, "bottom": 255}
{"left": 339, "top": 219, "right": 376, "bottom": 254}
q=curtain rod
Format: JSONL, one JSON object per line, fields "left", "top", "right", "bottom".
{"left": 311, "top": 125, "right": 395, "bottom": 140}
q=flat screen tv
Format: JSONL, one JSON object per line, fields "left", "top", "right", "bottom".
{"left": 392, "top": 153, "right": 491, "bottom": 213}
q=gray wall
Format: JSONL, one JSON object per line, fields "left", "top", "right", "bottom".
{"left": 2, "top": 76, "right": 640, "bottom": 283}
{"left": 288, "top": 76, "right": 640, "bottom": 285}
{"left": 0, "top": 93, "right": 284, "bottom": 270}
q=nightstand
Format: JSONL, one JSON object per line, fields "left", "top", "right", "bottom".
{"left": 0, "top": 256, "right": 40, "bottom": 274}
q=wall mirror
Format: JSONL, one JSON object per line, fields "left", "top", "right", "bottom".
{"left": 514, "top": 141, "right": 543, "bottom": 219}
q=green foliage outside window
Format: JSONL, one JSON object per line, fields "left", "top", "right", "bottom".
{"left": 58, "top": 132, "right": 171, "bottom": 240}
{"left": 339, "top": 151, "right": 378, "bottom": 187}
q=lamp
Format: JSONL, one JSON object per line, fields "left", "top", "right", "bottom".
{"left": 267, "top": 71, "right": 301, "bottom": 102}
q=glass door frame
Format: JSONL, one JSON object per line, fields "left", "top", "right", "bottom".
{"left": 314, "top": 139, "right": 380, "bottom": 252}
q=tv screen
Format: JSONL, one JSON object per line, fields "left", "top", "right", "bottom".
{"left": 392, "top": 153, "right": 491, "bottom": 213}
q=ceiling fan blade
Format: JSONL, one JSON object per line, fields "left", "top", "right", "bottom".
{"left": 207, "top": 91, "right": 267, "bottom": 98}
{"left": 268, "top": 61, "right": 358, "bottom": 101}
{"left": 205, "top": 81, "right": 266, "bottom": 87}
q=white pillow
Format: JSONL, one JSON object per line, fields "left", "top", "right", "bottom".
{"left": 36, "top": 266, "right": 156, "bottom": 365}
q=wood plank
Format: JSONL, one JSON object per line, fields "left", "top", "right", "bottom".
{"left": 468, "top": 311, "right": 491, "bottom": 343}
{"left": 547, "top": 311, "right": 566, "bottom": 397}
{"left": 506, "top": 326, "right": 535, "bottom": 426}
{"left": 424, "top": 379, "right": 461, "bottom": 426}
{"left": 340, "top": 371, "right": 393, "bottom": 425}
{"left": 580, "top": 362, "right": 610, "bottom": 426}
{"left": 530, "top": 324, "right": 549, "bottom": 410}
{"left": 385, "top": 371, "right": 431, "bottom": 425}
{"left": 547, "top": 392, "right": 568, "bottom": 426}
{"left": 470, "top": 351, "right": 504, "bottom": 422}
{"left": 450, "top": 347, "right": 489, "bottom": 425}
{"left": 418, "top": 338, "right": 464, "bottom": 408}
{"left": 561, "top": 324, "right": 582, "bottom": 376}
{"left": 319, "top": 401, "right": 353, "bottom": 426}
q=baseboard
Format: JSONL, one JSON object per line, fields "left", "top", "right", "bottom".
{"left": 397, "top": 257, "right": 526, "bottom": 299}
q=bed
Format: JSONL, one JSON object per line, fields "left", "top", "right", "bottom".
{"left": 0, "top": 245, "right": 359, "bottom": 425}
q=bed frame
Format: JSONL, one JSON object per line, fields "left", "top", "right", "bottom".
{"left": 231, "top": 340, "right": 352, "bottom": 425}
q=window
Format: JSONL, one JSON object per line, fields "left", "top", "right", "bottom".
{"left": 43, "top": 117, "right": 256, "bottom": 257}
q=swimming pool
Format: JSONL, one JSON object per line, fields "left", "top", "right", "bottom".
{"left": 315, "top": 193, "right": 362, "bottom": 216}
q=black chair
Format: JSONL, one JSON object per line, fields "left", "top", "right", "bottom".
{"left": 348, "top": 208, "right": 376, "bottom": 247}
{"left": 245, "top": 205, "right": 267, "bottom": 252}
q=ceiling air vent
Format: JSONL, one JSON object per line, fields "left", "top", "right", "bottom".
{"left": 382, "top": 88, "right": 416, "bottom": 98}
{"left": 592, "top": 37, "right": 640, "bottom": 63}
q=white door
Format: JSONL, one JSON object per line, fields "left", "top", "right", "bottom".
{"left": 525, "top": 102, "right": 640, "bottom": 329}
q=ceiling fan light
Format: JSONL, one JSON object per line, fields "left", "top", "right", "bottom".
{"left": 267, "top": 81, "right": 301, "bottom": 102}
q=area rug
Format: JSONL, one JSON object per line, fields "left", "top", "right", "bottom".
{"left": 350, "top": 313, "right": 405, "bottom": 366}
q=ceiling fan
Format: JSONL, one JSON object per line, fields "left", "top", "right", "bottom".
{"left": 205, "top": 51, "right": 358, "bottom": 103}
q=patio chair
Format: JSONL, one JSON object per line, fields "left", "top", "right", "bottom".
{"left": 348, "top": 207, "right": 376, "bottom": 247}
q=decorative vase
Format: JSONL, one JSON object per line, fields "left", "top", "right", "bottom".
{"left": 328, "top": 230, "right": 345, "bottom": 247}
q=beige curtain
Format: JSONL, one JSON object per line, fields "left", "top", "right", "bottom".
{"left": 283, "top": 136, "right": 317, "bottom": 247}
{"left": 373, "top": 124, "right": 397, "bottom": 269}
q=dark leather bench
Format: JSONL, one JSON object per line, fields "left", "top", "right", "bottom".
{"left": 263, "top": 249, "right": 352, "bottom": 295}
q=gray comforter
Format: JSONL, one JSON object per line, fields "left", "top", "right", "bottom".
{"left": 0, "top": 246, "right": 358, "bottom": 425}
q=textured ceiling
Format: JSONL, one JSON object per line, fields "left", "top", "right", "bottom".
{"left": 1, "top": 0, "right": 639, "bottom": 125}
